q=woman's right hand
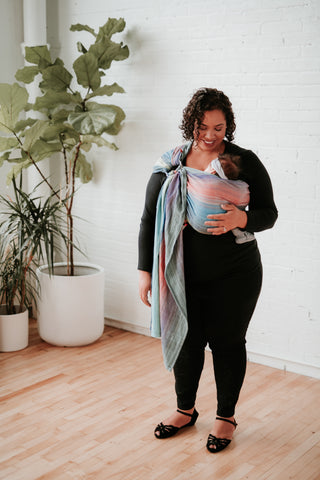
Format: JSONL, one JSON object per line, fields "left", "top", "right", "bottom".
{"left": 139, "top": 270, "right": 152, "bottom": 307}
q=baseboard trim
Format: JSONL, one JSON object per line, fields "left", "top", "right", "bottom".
{"left": 104, "top": 318, "right": 320, "bottom": 380}
{"left": 105, "top": 317, "right": 151, "bottom": 337}
{"left": 246, "top": 351, "right": 320, "bottom": 379}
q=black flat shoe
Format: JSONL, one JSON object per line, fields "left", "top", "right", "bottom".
{"left": 154, "top": 409, "right": 199, "bottom": 439}
{"left": 206, "top": 417, "right": 238, "bottom": 453}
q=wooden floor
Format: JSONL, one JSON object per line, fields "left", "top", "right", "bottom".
{"left": 0, "top": 321, "right": 319, "bottom": 480}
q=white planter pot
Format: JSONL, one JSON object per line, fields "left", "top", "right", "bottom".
{"left": 0, "top": 305, "right": 29, "bottom": 352}
{"left": 37, "top": 263, "right": 105, "bottom": 347}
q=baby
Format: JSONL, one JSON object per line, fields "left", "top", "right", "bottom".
{"left": 206, "top": 153, "right": 255, "bottom": 245}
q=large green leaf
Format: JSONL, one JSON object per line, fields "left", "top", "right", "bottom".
{"left": 15, "top": 66, "right": 40, "bottom": 84}
{"left": 33, "top": 91, "right": 82, "bottom": 112}
{"left": 88, "top": 38, "right": 129, "bottom": 70}
{"left": 81, "top": 134, "right": 118, "bottom": 151}
{"left": 14, "top": 118, "right": 38, "bottom": 132}
{"left": 100, "top": 105, "right": 125, "bottom": 135}
{"left": 40, "top": 123, "right": 80, "bottom": 144}
{"left": 39, "top": 65, "right": 73, "bottom": 92}
{"left": 62, "top": 126, "right": 81, "bottom": 143}
{"left": 6, "top": 153, "right": 28, "bottom": 163}
{"left": 73, "top": 53, "right": 101, "bottom": 90}
{"left": 63, "top": 137, "right": 77, "bottom": 150}
{"left": 29, "top": 139, "right": 62, "bottom": 162}
{"left": 0, "top": 120, "right": 12, "bottom": 134}
{"left": 96, "top": 18, "right": 126, "bottom": 41}
{"left": 86, "top": 82, "right": 124, "bottom": 100}
{"left": 40, "top": 124, "right": 65, "bottom": 142}
{"left": 0, "top": 83, "right": 29, "bottom": 131}
{"left": 0, "top": 137, "right": 19, "bottom": 152}
{"left": 70, "top": 24, "right": 96, "bottom": 36}
{"left": 24, "top": 45, "right": 52, "bottom": 69}
{"left": 22, "top": 120, "right": 50, "bottom": 151}
{"left": 24, "top": 102, "right": 37, "bottom": 112}
{"left": 79, "top": 142, "right": 91, "bottom": 153}
{"left": 0, "top": 121, "right": 12, "bottom": 134}
{"left": 74, "top": 151, "right": 93, "bottom": 183}
{"left": 0, "top": 151, "right": 11, "bottom": 166}
{"left": 5, "top": 149, "right": 28, "bottom": 163}
{"left": 51, "top": 109, "right": 73, "bottom": 124}
{"left": 68, "top": 102, "right": 125, "bottom": 135}
{"left": 6, "top": 159, "right": 33, "bottom": 184}
{"left": 53, "top": 58, "right": 65, "bottom": 67}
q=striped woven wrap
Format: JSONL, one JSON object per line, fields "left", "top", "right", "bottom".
{"left": 151, "top": 142, "right": 254, "bottom": 370}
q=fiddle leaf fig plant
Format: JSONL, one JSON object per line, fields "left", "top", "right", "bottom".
{"left": 0, "top": 18, "right": 129, "bottom": 275}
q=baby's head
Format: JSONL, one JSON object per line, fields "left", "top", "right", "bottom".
{"left": 218, "top": 153, "right": 241, "bottom": 180}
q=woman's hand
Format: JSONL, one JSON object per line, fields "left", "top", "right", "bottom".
{"left": 139, "top": 270, "right": 152, "bottom": 307}
{"left": 205, "top": 204, "right": 247, "bottom": 235}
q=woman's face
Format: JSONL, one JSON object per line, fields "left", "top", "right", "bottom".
{"left": 194, "top": 109, "right": 227, "bottom": 153}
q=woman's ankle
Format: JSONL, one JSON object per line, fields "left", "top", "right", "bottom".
{"left": 177, "top": 407, "right": 194, "bottom": 414}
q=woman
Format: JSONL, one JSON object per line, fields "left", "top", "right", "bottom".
{"left": 138, "top": 88, "right": 278, "bottom": 453}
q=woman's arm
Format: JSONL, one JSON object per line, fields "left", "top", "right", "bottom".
{"left": 139, "top": 270, "right": 152, "bottom": 307}
{"left": 138, "top": 172, "right": 165, "bottom": 307}
{"left": 240, "top": 150, "right": 278, "bottom": 232}
{"left": 138, "top": 172, "right": 166, "bottom": 272}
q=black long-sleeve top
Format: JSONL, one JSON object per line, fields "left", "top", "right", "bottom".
{"left": 138, "top": 142, "right": 278, "bottom": 272}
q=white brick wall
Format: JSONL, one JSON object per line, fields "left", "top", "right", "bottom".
{"left": 1, "top": 0, "right": 319, "bottom": 377}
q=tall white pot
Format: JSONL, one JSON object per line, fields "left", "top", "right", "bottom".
{"left": 0, "top": 305, "right": 29, "bottom": 352}
{"left": 37, "top": 263, "right": 105, "bottom": 346}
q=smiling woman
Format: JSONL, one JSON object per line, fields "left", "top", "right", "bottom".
{"left": 185, "top": 110, "right": 227, "bottom": 171}
{"left": 180, "top": 87, "right": 236, "bottom": 144}
{"left": 138, "top": 87, "right": 278, "bottom": 453}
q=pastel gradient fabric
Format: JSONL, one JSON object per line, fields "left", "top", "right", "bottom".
{"left": 151, "top": 142, "right": 253, "bottom": 370}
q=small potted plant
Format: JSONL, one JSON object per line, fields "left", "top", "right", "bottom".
{"left": 0, "top": 18, "right": 129, "bottom": 346}
{"left": 0, "top": 178, "right": 69, "bottom": 351}
{"left": 0, "top": 240, "right": 30, "bottom": 352}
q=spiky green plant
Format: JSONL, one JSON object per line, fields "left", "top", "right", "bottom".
{"left": 0, "top": 18, "right": 129, "bottom": 275}
{"left": 0, "top": 178, "right": 72, "bottom": 315}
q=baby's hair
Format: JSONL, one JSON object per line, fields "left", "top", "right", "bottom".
{"left": 218, "top": 153, "right": 241, "bottom": 180}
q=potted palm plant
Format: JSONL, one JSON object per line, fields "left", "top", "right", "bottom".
{"left": 0, "top": 178, "right": 69, "bottom": 351}
{"left": 0, "top": 18, "right": 129, "bottom": 346}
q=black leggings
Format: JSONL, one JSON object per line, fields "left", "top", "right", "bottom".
{"left": 173, "top": 228, "right": 263, "bottom": 417}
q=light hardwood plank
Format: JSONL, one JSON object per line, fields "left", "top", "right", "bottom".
{"left": 0, "top": 320, "right": 319, "bottom": 480}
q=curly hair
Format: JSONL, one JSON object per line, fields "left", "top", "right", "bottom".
{"left": 179, "top": 88, "right": 236, "bottom": 142}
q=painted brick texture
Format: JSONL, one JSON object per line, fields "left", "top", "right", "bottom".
{"left": 44, "top": 0, "right": 320, "bottom": 375}
{"left": 3, "top": 0, "right": 318, "bottom": 375}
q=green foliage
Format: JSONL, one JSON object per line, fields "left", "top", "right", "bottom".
{"left": 68, "top": 102, "right": 125, "bottom": 135}
{"left": 0, "top": 18, "right": 129, "bottom": 275}
{"left": 70, "top": 24, "right": 96, "bottom": 36}
{"left": 73, "top": 53, "right": 101, "bottom": 90}
{"left": 0, "top": 179, "right": 72, "bottom": 314}
{"left": 0, "top": 17, "right": 129, "bottom": 183}
{"left": 25, "top": 45, "right": 52, "bottom": 67}
{"left": 0, "top": 83, "right": 29, "bottom": 132}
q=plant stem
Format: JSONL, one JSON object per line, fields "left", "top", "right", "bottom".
{"left": 20, "top": 254, "right": 33, "bottom": 312}
{"left": 66, "top": 141, "right": 82, "bottom": 276}
{"left": 59, "top": 134, "right": 69, "bottom": 188}
{"left": 27, "top": 152, "right": 60, "bottom": 200}
{"left": 67, "top": 209, "right": 73, "bottom": 276}
{"left": 14, "top": 133, "right": 58, "bottom": 198}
